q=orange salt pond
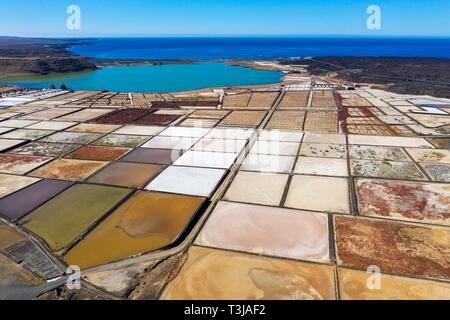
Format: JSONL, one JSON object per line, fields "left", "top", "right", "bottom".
{"left": 64, "top": 191, "right": 205, "bottom": 269}
{"left": 161, "top": 246, "right": 336, "bottom": 300}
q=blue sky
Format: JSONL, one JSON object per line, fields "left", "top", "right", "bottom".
{"left": 1, "top": 0, "right": 449, "bottom": 37}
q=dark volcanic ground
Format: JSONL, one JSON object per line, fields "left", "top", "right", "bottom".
{"left": 296, "top": 57, "right": 450, "bottom": 98}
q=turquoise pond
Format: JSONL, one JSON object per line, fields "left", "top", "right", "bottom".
{"left": 2, "top": 62, "right": 284, "bottom": 93}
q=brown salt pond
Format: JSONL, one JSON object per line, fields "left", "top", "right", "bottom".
{"left": 278, "top": 91, "right": 309, "bottom": 109}
{"left": 219, "top": 111, "right": 267, "bottom": 128}
{"left": 247, "top": 92, "right": 279, "bottom": 109}
{"left": 265, "top": 111, "right": 305, "bottom": 131}
{"left": 222, "top": 93, "right": 252, "bottom": 109}
{"left": 88, "top": 162, "right": 164, "bottom": 188}
{"left": 178, "top": 118, "right": 219, "bottom": 128}
{"left": 120, "top": 148, "right": 182, "bottom": 165}
{"left": 65, "top": 145, "right": 131, "bottom": 161}
{"left": 0, "top": 179, "right": 72, "bottom": 221}
{"left": 20, "top": 184, "right": 132, "bottom": 251}
{"left": 303, "top": 111, "right": 338, "bottom": 133}
{"left": 339, "top": 93, "right": 373, "bottom": 107}
{"left": 0, "top": 221, "right": 25, "bottom": 250}
{"left": 132, "top": 113, "right": 181, "bottom": 126}
{"left": 190, "top": 110, "right": 229, "bottom": 119}
{"left": 334, "top": 215, "right": 450, "bottom": 280}
{"left": 90, "top": 108, "right": 152, "bottom": 125}
{"left": 29, "top": 159, "right": 108, "bottom": 181}
{"left": 64, "top": 191, "right": 205, "bottom": 269}
{"left": 311, "top": 91, "right": 337, "bottom": 109}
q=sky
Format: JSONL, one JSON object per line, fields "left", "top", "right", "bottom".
{"left": 1, "top": 0, "right": 449, "bottom": 37}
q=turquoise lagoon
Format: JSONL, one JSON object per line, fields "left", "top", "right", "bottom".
{"left": 2, "top": 62, "right": 284, "bottom": 93}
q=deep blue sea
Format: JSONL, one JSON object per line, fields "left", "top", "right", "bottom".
{"left": 68, "top": 37, "right": 450, "bottom": 60}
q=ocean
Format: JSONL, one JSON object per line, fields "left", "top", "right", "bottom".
{"left": 68, "top": 36, "right": 450, "bottom": 60}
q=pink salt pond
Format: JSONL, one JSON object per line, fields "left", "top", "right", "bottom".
{"left": 196, "top": 201, "right": 330, "bottom": 263}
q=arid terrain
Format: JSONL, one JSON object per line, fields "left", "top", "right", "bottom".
{"left": 301, "top": 56, "right": 450, "bottom": 98}
{"left": 0, "top": 37, "right": 96, "bottom": 79}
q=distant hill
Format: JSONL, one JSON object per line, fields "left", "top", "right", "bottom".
{"left": 297, "top": 56, "right": 450, "bottom": 98}
{"left": 0, "top": 37, "right": 97, "bottom": 79}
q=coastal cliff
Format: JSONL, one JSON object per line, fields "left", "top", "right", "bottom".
{"left": 0, "top": 37, "right": 97, "bottom": 79}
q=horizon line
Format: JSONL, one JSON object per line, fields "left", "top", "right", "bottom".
{"left": 2, "top": 34, "right": 450, "bottom": 39}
